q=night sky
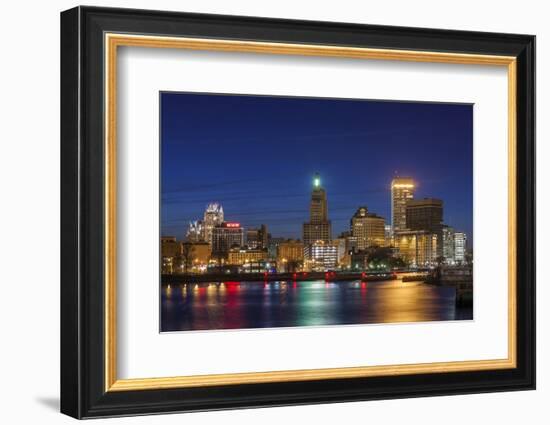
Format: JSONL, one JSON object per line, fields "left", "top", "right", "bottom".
{"left": 161, "top": 92, "right": 473, "bottom": 242}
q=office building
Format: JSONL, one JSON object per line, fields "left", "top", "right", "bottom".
{"left": 454, "top": 232, "right": 467, "bottom": 264}
{"left": 203, "top": 203, "right": 224, "bottom": 245}
{"left": 391, "top": 177, "right": 415, "bottom": 232}
{"left": 246, "top": 224, "right": 268, "bottom": 249}
{"left": 333, "top": 237, "right": 347, "bottom": 261}
{"left": 442, "top": 225, "right": 455, "bottom": 263}
{"left": 267, "top": 237, "right": 285, "bottom": 260}
{"left": 277, "top": 240, "right": 304, "bottom": 271}
{"left": 227, "top": 247, "right": 268, "bottom": 265}
{"left": 338, "top": 231, "right": 359, "bottom": 254}
{"left": 350, "top": 206, "right": 386, "bottom": 250}
{"left": 304, "top": 240, "right": 338, "bottom": 271}
{"left": 394, "top": 230, "right": 438, "bottom": 267}
{"left": 385, "top": 224, "right": 393, "bottom": 246}
{"left": 211, "top": 222, "right": 244, "bottom": 256}
{"left": 406, "top": 197, "right": 444, "bottom": 256}
{"left": 406, "top": 198, "right": 443, "bottom": 231}
{"left": 186, "top": 220, "right": 204, "bottom": 243}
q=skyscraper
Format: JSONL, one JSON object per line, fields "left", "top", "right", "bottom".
{"left": 391, "top": 177, "right": 415, "bottom": 233}
{"left": 453, "top": 232, "right": 467, "bottom": 264}
{"left": 303, "top": 173, "right": 331, "bottom": 244}
{"left": 186, "top": 220, "right": 204, "bottom": 242}
{"left": 406, "top": 198, "right": 444, "bottom": 256}
{"left": 350, "top": 206, "right": 386, "bottom": 250}
{"left": 309, "top": 173, "right": 328, "bottom": 223}
{"left": 202, "top": 203, "right": 224, "bottom": 245}
{"left": 442, "top": 225, "right": 455, "bottom": 263}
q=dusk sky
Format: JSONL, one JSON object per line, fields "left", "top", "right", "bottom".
{"left": 161, "top": 92, "right": 473, "bottom": 242}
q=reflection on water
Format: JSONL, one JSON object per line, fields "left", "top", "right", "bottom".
{"left": 161, "top": 280, "right": 472, "bottom": 332}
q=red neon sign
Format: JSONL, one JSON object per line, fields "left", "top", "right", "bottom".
{"left": 224, "top": 222, "right": 240, "bottom": 228}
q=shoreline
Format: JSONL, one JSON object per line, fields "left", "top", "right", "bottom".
{"left": 161, "top": 271, "right": 398, "bottom": 284}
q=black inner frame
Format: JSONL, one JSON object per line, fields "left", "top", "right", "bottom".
{"left": 61, "top": 6, "right": 535, "bottom": 419}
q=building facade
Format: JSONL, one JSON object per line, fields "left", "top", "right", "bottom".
{"left": 350, "top": 206, "right": 386, "bottom": 250}
{"left": 350, "top": 250, "right": 369, "bottom": 270}
{"left": 186, "top": 220, "right": 204, "bottom": 243}
{"left": 394, "top": 230, "right": 438, "bottom": 268}
{"left": 160, "top": 236, "right": 180, "bottom": 274}
{"left": 267, "top": 237, "right": 285, "bottom": 260}
{"left": 453, "top": 232, "right": 467, "bottom": 264}
{"left": 442, "top": 225, "right": 455, "bottom": 263}
{"left": 202, "top": 203, "right": 224, "bottom": 245}
{"left": 277, "top": 239, "right": 304, "bottom": 271}
{"left": 303, "top": 173, "right": 331, "bottom": 244}
{"left": 303, "top": 240, "right": 338, "bottom": 271}
{"left": 391, "top": 177, "right": 415, "bottom": 233}
{"left": 246, "top": 224, "right": 268, "bottom": 249}
{"left": 406, "top": 197, "right": 444, "bottom": 256}
{"left": 303, "top": 223, "right": 332, "bottom": 244}
{"left": 384, "top": 224, "right": 393, "bottom": 246}
{"left": 227, "top": 247, "right": 268, "bottom": 265}
{"left": 406, "top": 198, "right": 443, "bottom": 231}
{"left": 179, "top": 241, "right": 211, "bottom": 273}
{"left": 211, "top": 222, "right": 244, "bottom": 256}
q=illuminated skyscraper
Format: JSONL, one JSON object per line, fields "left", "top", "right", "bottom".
{"left": 391, "top": 177, "right": 415, "bottom": 233}
{"left": 303, "top": 173, "right": 331, "bottom": 244}
{"left": 442, "top": 225, "right": 455, "bottom": 263}
{"left": 309, "top": 173, "right": 328, "bottom": 223}
{"left": 202, "top": 203, "right": 224, "bottom": 245}
{"left": 186, "top": 220, "right": 204, "bottom": 242}
{"left": 453, "top": 232, "right": 467, "bottom": 264}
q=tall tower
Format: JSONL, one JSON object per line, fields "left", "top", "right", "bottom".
{"left": 391, "top": 177, "right": 415, "bottom": 233}
{"left": 303, "top": 173, "right": 331, "bottom": 244}
{"left": 309, "top": 173, "right": 328, "bottom": 223}
{"left": 203, "top": 203, "right": 224, "bottom": 245}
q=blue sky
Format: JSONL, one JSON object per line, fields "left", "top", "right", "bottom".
{"left": 161, "top": 92, "right": 473, "bottom": 241}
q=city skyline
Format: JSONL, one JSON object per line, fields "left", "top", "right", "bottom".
{"left": 161, "top": 92, "right": 473, "bottom": 242}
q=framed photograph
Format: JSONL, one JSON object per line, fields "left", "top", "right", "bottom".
{"left": 60, "top": 6, "right": 535, "bottom": 419}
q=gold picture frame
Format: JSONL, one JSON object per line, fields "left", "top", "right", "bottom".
{"left": 104, "top": 33, "right": 517, "bottom": 392}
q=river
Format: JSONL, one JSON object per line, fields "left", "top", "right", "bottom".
{"left": 161, "top": 279, "right": 473, "bottom": 332}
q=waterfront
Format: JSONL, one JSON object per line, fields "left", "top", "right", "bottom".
{"left": 161, "top": 279, "right": 473, "bottom": 332}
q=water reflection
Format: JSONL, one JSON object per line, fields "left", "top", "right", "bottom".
{"left": 160, "top": 280, "right": 472, "bottom": 332}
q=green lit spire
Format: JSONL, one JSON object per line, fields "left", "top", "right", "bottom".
{"left": 313, "top": 173, "right": 320, "bottom": 188}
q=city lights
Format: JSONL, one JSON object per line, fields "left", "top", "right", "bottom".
{"left": 161, "top": 173, "right": 469, "bottom": 276}
{"left": 159, "top": 92, "right": 474, "bottom": 332}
